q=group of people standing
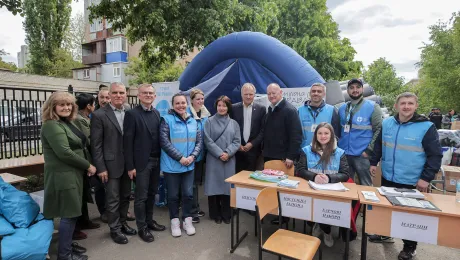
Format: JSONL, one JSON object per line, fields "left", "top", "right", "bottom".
{"left": 40, "top": 78, "right": 442, "bottom": 260}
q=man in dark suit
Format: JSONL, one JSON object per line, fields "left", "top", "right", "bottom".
{"left": 232, "top": 83, "right": 266, "bottom": 172}
{"left": 91, "top": 82, "right": 137, "bottom": 245}
{"left": 123, "top": 84, "right": 166, "bottom": 243}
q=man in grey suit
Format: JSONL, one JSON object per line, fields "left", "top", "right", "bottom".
{"left": 91, "top": 82, "right": 137, "bottom": 245}
{"left": 231, "top": 83, "right": 266, "bottom": 173}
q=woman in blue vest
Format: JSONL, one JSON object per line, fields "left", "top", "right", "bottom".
{"left": 186, "top": 88, "right": 211, "bottom": 223}
{"left": 295, "top": 122, "right": 350, "bottom": 247}
{"left": 159, "top": 93, "right": 202, "bottom": 238}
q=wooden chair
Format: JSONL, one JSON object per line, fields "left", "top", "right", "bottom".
{"left": 264, "top": 160, "right": 295, "bottom": 176}
{"left": 255, "top": 187, "right": 321, "bottom": 260}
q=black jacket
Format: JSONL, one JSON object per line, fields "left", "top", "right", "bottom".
{"left": 231, "top": 102, "right": 266, "bottom": 156}
{"left": 429, "top": 112, "right": 442, "bottom": 129}
{"left": 123, "top": 105, "right": 161, "bottom": 172}
{"left": 370, "top": 113, "right": 442, "bottom": 183}
{"left": 159, "top": 110, "right": 202, "bottom": 161}
{"left": 262, "top": 98, "right": 302, "bottom": 160}
{"left": 295, "top": 149, "right": 350, "bottom": 183}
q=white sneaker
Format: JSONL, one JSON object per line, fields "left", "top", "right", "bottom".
{"left": 183, "top": 217, "right": 196, "bottom": 236}
{"left": 324, "top": 231, "right": 334, "bottom": 247}
{"left": 171, "top": 218, "right": 181, "bottom": 237}
{"left": 312, "top": 223, "right": 323, "bottom": 238}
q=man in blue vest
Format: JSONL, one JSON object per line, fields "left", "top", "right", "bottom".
{"left": 298, "top": 83, "right": 340, "bottom": 148}
{"left": 368, "top": 92, "right": 442, "bottom": 260}
{"left": 338, "top": 78, "right": 382, "bottom": 186}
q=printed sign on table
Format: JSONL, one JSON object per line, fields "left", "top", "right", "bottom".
{"left": 312, "top": 198, "right": 351, "bottom": 228}
{"left": 390, "top": 211, "right": 439, "bottom": 245}
{"left": 279, "top": 193, "right": 312, "bottom": 220}
{"left": 235, "top": 187, "right": 260, "bottom": 211}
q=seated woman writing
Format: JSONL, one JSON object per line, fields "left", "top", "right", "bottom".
{"left": 295, "top": 122, "right": 350, "bottom": 247}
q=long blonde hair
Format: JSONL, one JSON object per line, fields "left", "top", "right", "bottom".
{"left": 42, "top": 92, "right": 78, "bottom": 122}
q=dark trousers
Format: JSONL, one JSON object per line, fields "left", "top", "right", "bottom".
{"left": 208, "top": 195, "right": 231, "bottom": 221}
{"left": 134, "top": 157, "right": 160, "bottom": 230}
{"left": 236, "top": 152, "right": 259, "bottom": 172}
{"left": 75, "top": 201, "right": 90, "bottom": 232}
{"left": 90, "top": 175, "right": 106, "bottom": 215}
{"left": 164, "top": 170, "right": 194, "bottom": 220}
{"left": 58, "top": 217, "right": 78, "bottom": 259}
{"left": 381, "top": 177, "right": 418, "bottom": 249}
{"left": 346, "top": 155, "right": 373, "bottom": 186}
{"left": 264, "top": 156, "right": 280, "bottom": 163}
{"left": 191, "top": 160, "right": 205, "bottom": 216}
{"left": 106, "top": 172, "right": 131, "bottom": 232}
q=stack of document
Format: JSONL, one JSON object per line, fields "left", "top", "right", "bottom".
{"left": 277, "top": 179, "right": 300, "bottom": 189}
{"left": 377, "top": 187, "right": 425, "bottom": 199}
{"left": 249, "top": 172, "right": 288, "bottom": 183}
{"left": 361, "top": 191, "right": 380, "bottom": 202}
{"left": 308, "top": 181, "right": 349, "bottom": 191}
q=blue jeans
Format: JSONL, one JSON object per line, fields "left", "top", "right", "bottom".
{"left": 58, "top": 217, "right": 78, "bottom": 259}
{"left": 164, "top": 170, "right": 194, "bottom": 220}
{"left": 346, "top": 155, "right": 373, "bottom": 186}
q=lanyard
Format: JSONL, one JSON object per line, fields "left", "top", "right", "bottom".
{"left": 345, "top": 99, "right": 363, "bottom": 124}
{"left": 307, "top": 105, "right": 323, "bottom": 122}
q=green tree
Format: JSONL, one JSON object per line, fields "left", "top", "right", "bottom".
{"left": 270, "top": 0, "right": 362, "bottom": 80}
{"left": 363, "top": 57, "right": 405, "bottom": 112}
{"left": 0, "top": 49, "right": 18, "bottom": 71}
{"left": 23, "top": 0, "right": 72, "bottom": 76}
{"left": 62, "top": 12, "right": 86, "bottom": 62}
{"left": 418, "top": 12, "right": 460, "bottom": 114}
{"left": 363, "top": 58, "right": 405, "bottom": 94}
{"left": 125, "top": 57, "right": 184, "bottom": 85}
{"left": 47, "top": 49, "right": 83, "bottom": 78}
{"left": 1, "top": 0, "right": 22, "bottom": 15}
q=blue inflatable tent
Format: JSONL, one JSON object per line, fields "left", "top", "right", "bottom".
{"left": 179, "top": 31, "right": 325, "bottom": 112}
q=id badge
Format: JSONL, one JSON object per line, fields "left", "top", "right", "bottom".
{"left": 344, "top": 124, "right": 350, "bottom": 133}
{"left": 311, "top": 124, "right": 317, "bottom": 132}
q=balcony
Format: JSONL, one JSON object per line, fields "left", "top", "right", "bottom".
{"left": 82, "top": 53, "right": 105, "bottom": 65}
{"left": 81, "top": 40, "right": 106, "bottom": 65}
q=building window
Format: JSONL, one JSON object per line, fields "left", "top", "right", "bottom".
{"left": 106, "top": 37, "right": 127, "bottom": 53}
{"left": 83, "top": 69, "right": 90, "bottom": 79}
{"left": 90, "top": 18, "right": 103, "bottom": 33}
{"left": 113, "top": 64, "right": 121, "bottom": 77}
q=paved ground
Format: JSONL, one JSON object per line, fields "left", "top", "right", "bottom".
{"left": 48, "top": 186, "right": 460, "bottom": 260}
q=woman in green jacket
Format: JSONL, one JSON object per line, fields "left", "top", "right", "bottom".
{"left": 41, "top": 92, "right": 96, "bottom": 260}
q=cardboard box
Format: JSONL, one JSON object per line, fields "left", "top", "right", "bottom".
{"left": 372, "top": 165, "right": 382, "bottom": 187}
{"left": 451, "top": 121, "right": 460, "bottom": 130}
{"left": 435, "top": 165, "right": 460, "bottom": 192}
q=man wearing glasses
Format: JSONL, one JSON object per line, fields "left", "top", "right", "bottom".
{"left": 338, "top": 79, "right": 383, "bottom": 186}
{"left": 123, "top": 83, "right": 166, "bottom": 243}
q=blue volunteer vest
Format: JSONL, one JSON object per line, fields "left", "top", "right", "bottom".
{"left": 186, "top": 107, "right": 208, "bottom": 162}
{"left": 381, "top": 117, "right": 432, "bottom": 185}
{"left": 298, "top": 104, "right": 334, "bottom": 148}
{"left": 160, "top": 114, "right": 198, "bottom": 173}
{"left": 302, "top": 145, "right": 345, "bottom": 175}
{"left": 338, "top": 100, "right": 375, "bottom": 156}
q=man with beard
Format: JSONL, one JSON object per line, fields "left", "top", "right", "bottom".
{"left": 298, "top": 83, "right": 340, "bottom": 148}
{"left": 96, "top": 87, "right": 110, "bottom": 110}
{"left": 428, "top": 108, "right": 442, "bottom": 129}
{"left": 338, "top": 79, "right": 382, "bottom": 186}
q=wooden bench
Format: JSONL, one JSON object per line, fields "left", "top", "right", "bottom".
{"left": 0, "top": 173, "right": 28, "bottom": 185}
{"left": 0, "top": 155, "right": 44, "bottom": 177}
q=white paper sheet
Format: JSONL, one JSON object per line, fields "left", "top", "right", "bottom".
{"left": 390, "top": 211, "right": 439, "bottom": 245}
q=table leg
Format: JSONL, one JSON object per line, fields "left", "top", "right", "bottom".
{"left": 360, "top": 206, "right": 367, "bottom": 260}
{"left": 230, "top": 208, "right": 248, "bottom": 253}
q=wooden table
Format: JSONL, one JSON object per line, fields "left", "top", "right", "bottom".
{"left": 358, "top": 186, "right": 460, "bottom": 260}
{"left": 0, "top": 172, "right": 27, "bottom": 185}
{"left": 226, "top": 171, "right": 359, "bottom": 260}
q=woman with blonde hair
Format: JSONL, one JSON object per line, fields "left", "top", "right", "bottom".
{"left": 41, "top": 92, "right": 96, "bottom": 260}
{"left": 186, "top": 88, "right": 211, "bottom": 223}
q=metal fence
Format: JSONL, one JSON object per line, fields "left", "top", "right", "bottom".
{"left": 0, "top": 85, "right": 139, "bottom": 160}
